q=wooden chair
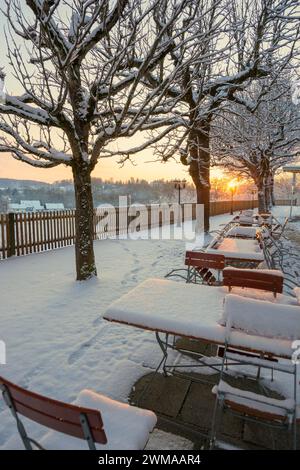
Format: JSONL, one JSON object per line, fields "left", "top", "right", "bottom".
{"left": 185, "top": 251, "right": 225, "bottom": 285}
{"left": 223, "top": 267, "right": 283, "bottom": 297}
{"left": 210, "top": 295, "right": 299, "bottom": 450}
{"left": 210, "top": 353, "right": 298, "bottom": 449}
{"left": 272, "top": 217, "right": 289, "bottom": 240}
{"left": 0, "top": 376, "right": 156, "bottom": 450}
{"left": 165, "top": 251, "right": 225, "bottom": 285}
{"left": 211, "top": 376, "right": 297, "bottom": 449}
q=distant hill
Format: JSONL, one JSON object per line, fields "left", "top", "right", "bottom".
{"left": 0, "top": 178, "right": 51, "bottom": 189}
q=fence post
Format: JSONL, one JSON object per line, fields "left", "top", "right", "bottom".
{"left": 7, "top": 212, "right": 16, "bottom": 257}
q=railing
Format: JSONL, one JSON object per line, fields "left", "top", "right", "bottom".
{"left": 0, "top": 199, "right": 258, "bottom": 260}
{"left": 275, "top": 199, "right": 298, "bottom": 206}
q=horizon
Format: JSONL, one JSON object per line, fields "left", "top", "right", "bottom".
{"left": 0, "top": 151, "right": 226, "bottom": 184}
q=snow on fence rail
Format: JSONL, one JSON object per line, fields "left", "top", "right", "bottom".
{"left": 0, "top": 200, "right": 258, "bottom": 260}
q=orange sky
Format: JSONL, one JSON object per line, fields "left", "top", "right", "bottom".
{"left": 0, "top": 149, "right": 196, "bottom": 183}
{"left": 0, "top": 18, "right": 227, "bottom": 184}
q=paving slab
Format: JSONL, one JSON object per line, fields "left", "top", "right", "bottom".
{"left": 130, "top": 371, "right": 297, "bottom": 450}
{"left": 130, "top": 372, "right": 191, "bottom": 418}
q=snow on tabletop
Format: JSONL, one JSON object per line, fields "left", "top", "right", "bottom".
{"left": 104, "top": 278, "right": 226, "bottom": 341}
{"left": 206, "top": 237, "right": 264, "bottom": 260}
{"left": 104, "top": 279, "right": 296, "bottom": 357}
{"left": 205, "top": 242, "right": 264, "bottom": 261}
{"left": 294, "top": 287, "right": 300, "bottom": 304}
{"left": 226, "top": 226, "right": 258, "bottom": 238}
{"left": 40, "top": 389, "right": 156, "bottom": 450}
{"left": 216, "top": 238, "right": 261, "bottom": 253}
{"left": 221, "top": 294, "right": 300, "bottom": 340}
{"left": 242, "top": 210, "right": 254, "bottom": 216}
{"left": 212, "top": 380, "right": 295, "bottom": 416}
{"left": 237, "top": 215, "right": 255, "bottom": 224}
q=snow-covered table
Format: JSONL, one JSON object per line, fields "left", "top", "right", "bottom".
{"left": 205, "top": 237, "right": 264, "bottom": 266}
{"left": 226, "top": 226, "right": 259, "bottom": 239}
{"left": 103, "top": 278, "right": 297, "bottom": 360}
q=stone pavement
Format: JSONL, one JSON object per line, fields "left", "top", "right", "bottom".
{"left": 129, "top": 339, "right": 299, "bottom": 450}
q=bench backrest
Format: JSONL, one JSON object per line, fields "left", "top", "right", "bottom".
{"left": 273, "top": 217, "right": 289, "bottom": 237}
{"left": 0, "top": 376, "right": 107, "bottom": 445}
{"left": 223, "top": 268, "right": 283, "bottom": 294}
{"left": 185, "top": 251, "right": 225, "bottom": 270}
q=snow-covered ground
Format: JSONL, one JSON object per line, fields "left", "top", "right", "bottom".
{"left": 0, "top": 208, "right": 299, "bottom": 449}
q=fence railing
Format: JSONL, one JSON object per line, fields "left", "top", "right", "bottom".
{"left": 275, "top": 199, "right": 298, "bottom": 206}
{"left": 0, "top": 199, "right": 258, "bottom": 260}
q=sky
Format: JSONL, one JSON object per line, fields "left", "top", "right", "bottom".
{"left": 0, "top": 8, "right": 194, "bottom": 184}
{"left": 0, "top": 150, "right": 193, "bottom": 183}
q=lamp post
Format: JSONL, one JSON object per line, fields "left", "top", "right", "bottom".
{"left": 172, "top": 179, "right": 186, "bottom": 205}
{"left": 228, "top": 180, "right": 237, "bottom": 215}
{"left": 172, "top": 179, "right": 186, "bottom": 227}
{"left": 251, "top": 189, "right": 256, "bottom": 210}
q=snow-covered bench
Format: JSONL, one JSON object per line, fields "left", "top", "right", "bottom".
{"left": 210, "top": 293, "right": 300, "bottom": 449}
{"left": 0, "top": 376, "right": 156, "bottom": 450}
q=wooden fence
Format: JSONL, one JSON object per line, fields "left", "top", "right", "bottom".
{"left": 0, "top": 199, "right": 258, "bottom": 260}
{"left": 275, "top": 199, "right": 298, "bottom": 206}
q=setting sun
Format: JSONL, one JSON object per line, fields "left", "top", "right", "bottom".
{"left": 227, "top": 179, "right": 239, "bottom": 192}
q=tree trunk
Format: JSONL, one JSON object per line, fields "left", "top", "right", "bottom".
{"left": 270, "top": 174, "right": 276, "bottom": 206}
{"left": 264, "top": 181, "right": 270, "bottom": 211}
{"left": 188, "top": 125, "right": 210, "bottom": 232}
{"left": 271, "top": 184, "right": 276, "bottom": 206}
{"left": 72, "top": 163, "right": 97, "bottom": 280}
{"left": 257, "top": 180, "right": 266, "bottom": 213}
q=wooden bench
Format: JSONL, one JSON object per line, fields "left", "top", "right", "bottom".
{"left": 185, "top": 251, "right": 225, "bottom": 285}
{"left": 0, "top": 376, "right": 156, "bottom": 450}
{"left": 223, "top": 267, "right": 283, "bottom": 297}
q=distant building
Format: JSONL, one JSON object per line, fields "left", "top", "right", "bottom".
{"left": 8, "top": 200, "right": 65, "bottom": 212}
{"left": 45, "top": 203, "right": 65, "bottom": 210}
{"left": 8, "top": 203, "right": 23, "bottom": 212}
{"left": 0, "top": 196, "right": 9, "bottom": 213}
{"left": 20, "top": 200, "right": 44, "bottom": 211}
{"left": 8, "top": 200, "right": 43, "bottom": 212}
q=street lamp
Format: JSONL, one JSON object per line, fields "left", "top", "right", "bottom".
{"left": 228, "top": 180, "right": 238, "bottom": 215}
{"left": 172, "top": 179, "right": 186, "bottom": 205}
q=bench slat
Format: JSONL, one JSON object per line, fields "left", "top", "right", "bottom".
{"left": 223, "top": 268, "right": 283, "bottom": 294}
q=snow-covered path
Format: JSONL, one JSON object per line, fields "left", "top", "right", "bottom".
{"left": 0, "top": 212, "right": 233, "bottom": 448}
{"left": 0, "top": 208, "right": 298, "bottom": 449}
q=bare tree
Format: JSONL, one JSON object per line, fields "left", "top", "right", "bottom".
{"left": 0, "top": 0, "right": 198, "bottom": 280}
{"left": 212, "top": 77, "right": 300, "bottom": 212}
{"left": 116, "top": 0, "right": 300, "bottom": 231}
